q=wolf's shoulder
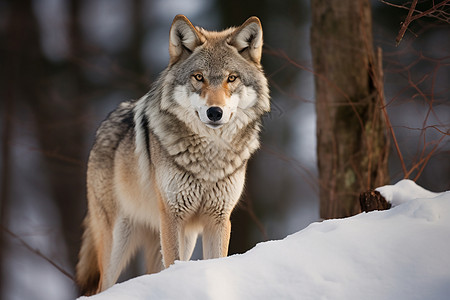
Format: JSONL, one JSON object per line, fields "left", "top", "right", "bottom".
{"left": 91, "top": 100, "right": 137, "bottom": 154}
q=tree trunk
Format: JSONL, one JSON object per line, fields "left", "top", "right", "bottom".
{"left": 310, "top": 0, "right": 389, "bottom": 219}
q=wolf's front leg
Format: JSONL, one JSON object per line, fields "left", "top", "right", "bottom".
{"left": 179, "top": 227, "right": 198, "bottom": 261}
{"left": 202, "top": 217, "right": 231, "bottom": 259}
{"left": 159, "top": 209, "right": 198, "bottom": 266}
{"left": 158, "top": 205, "right": 180, "bottom": 268}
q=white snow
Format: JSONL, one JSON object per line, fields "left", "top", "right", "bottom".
{"left": 80, "top": 180, "right": 450, "bottom": 300}
{"left": 376, "top": 179, "right": 441, "bottom": 206}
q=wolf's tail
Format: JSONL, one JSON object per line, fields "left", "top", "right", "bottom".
{"left": 76, "top": 217, "right": 100, "bottom": 296}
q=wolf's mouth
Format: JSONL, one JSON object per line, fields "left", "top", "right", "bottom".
{"left": 206, "top": 122, "right": 223, "bottom": 129}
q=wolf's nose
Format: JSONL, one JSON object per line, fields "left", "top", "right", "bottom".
{"left": 206, "top": 106, "right": 223, "bottom": 122}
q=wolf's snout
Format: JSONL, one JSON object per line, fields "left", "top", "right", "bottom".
{"left": 206, "top": 106, "right": 223, "bottom": 122}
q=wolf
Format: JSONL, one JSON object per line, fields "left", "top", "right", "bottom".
{"left": 76, "top": 14, "right": 270, "bottom": 295}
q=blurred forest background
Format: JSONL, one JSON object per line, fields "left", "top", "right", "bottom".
{"left": 0, "top": 0, "right": 449, "bottom": 299}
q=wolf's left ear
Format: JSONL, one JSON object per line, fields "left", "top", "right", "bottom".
{"left": 169, "top": 15, "right": 205, "bottom": 64}
{"left": 228, "top": 17, "right": 263, "bottom": 64}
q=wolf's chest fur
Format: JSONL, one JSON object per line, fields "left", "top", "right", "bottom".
{"left": 145, "top": 130, "right": 248, "bottom": 218}
{"left": 166, "top": 130, "right": 256, "bottom": 182}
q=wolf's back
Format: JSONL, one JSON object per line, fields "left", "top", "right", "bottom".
{"left": 89, "top": 101, "right": 136, "bottom": 165}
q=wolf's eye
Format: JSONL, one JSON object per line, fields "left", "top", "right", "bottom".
{"left": 227, "top": 75, "right": 237, "bottom": 83}
{"left": 193, "top": 73, "right": 204, "bottom": 82}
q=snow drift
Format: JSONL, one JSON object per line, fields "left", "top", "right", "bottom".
{"left": 80, "top": 180, "right": 450, "bottom": 300}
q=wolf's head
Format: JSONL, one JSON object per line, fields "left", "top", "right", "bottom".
{"left": 160, "top": 15, "right": 270, "bottom": 131}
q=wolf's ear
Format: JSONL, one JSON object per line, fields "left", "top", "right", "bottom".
{"left": 228, "top": 17, "right": 263, "bottom": 64}
{"left": 169, "top": 15, "right": 204, "bottom": 64}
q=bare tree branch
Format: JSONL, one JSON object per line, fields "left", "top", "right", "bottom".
{"left": 381, "top": 0, "right": 450, "bottom": 45}
{"left": 396, "top": 0, "right": 419, "bottom": 45}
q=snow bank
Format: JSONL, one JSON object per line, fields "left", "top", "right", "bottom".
{"left": 80, "top": 180, "right": 450, "bottom": 300}
{"left": 376, "top": 179, "right": 441, "bottom": 206}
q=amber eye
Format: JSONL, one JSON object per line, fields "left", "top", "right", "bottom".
{"left": 227, "top": 74, "right": 237, "bottom": 83}
{"left": 193, "top": 73, "right": 204, "bottom": 82}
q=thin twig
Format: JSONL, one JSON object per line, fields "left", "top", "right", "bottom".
{"left": 241, "top": 196, "right": 268, "bottom": 240}
{"left": 412, "top": 134, "right": 447, "bottom": 180}
{"left": 409, "top": 0, "right": 450, "bottom": 22}
{"left": 2, "top": 226, "right": 75, "bottom": 282}
{"left": 380, "top": 104, "right": 408, "bottom": 177}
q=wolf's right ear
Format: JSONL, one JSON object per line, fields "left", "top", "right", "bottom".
{"left": 169, "top": 15, "right": 204, "bottom": 64}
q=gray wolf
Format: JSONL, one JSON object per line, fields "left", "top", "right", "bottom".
{"left": 76, "top": 14, "right": 270, "bottom": 295}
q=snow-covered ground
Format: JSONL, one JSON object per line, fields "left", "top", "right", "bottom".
{"left": 80, "top": 180, "right": 450, "bottom": 300}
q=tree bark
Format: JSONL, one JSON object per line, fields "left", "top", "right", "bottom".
{"left": 310, "top": 0, "right": 389, "bottom": 219}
